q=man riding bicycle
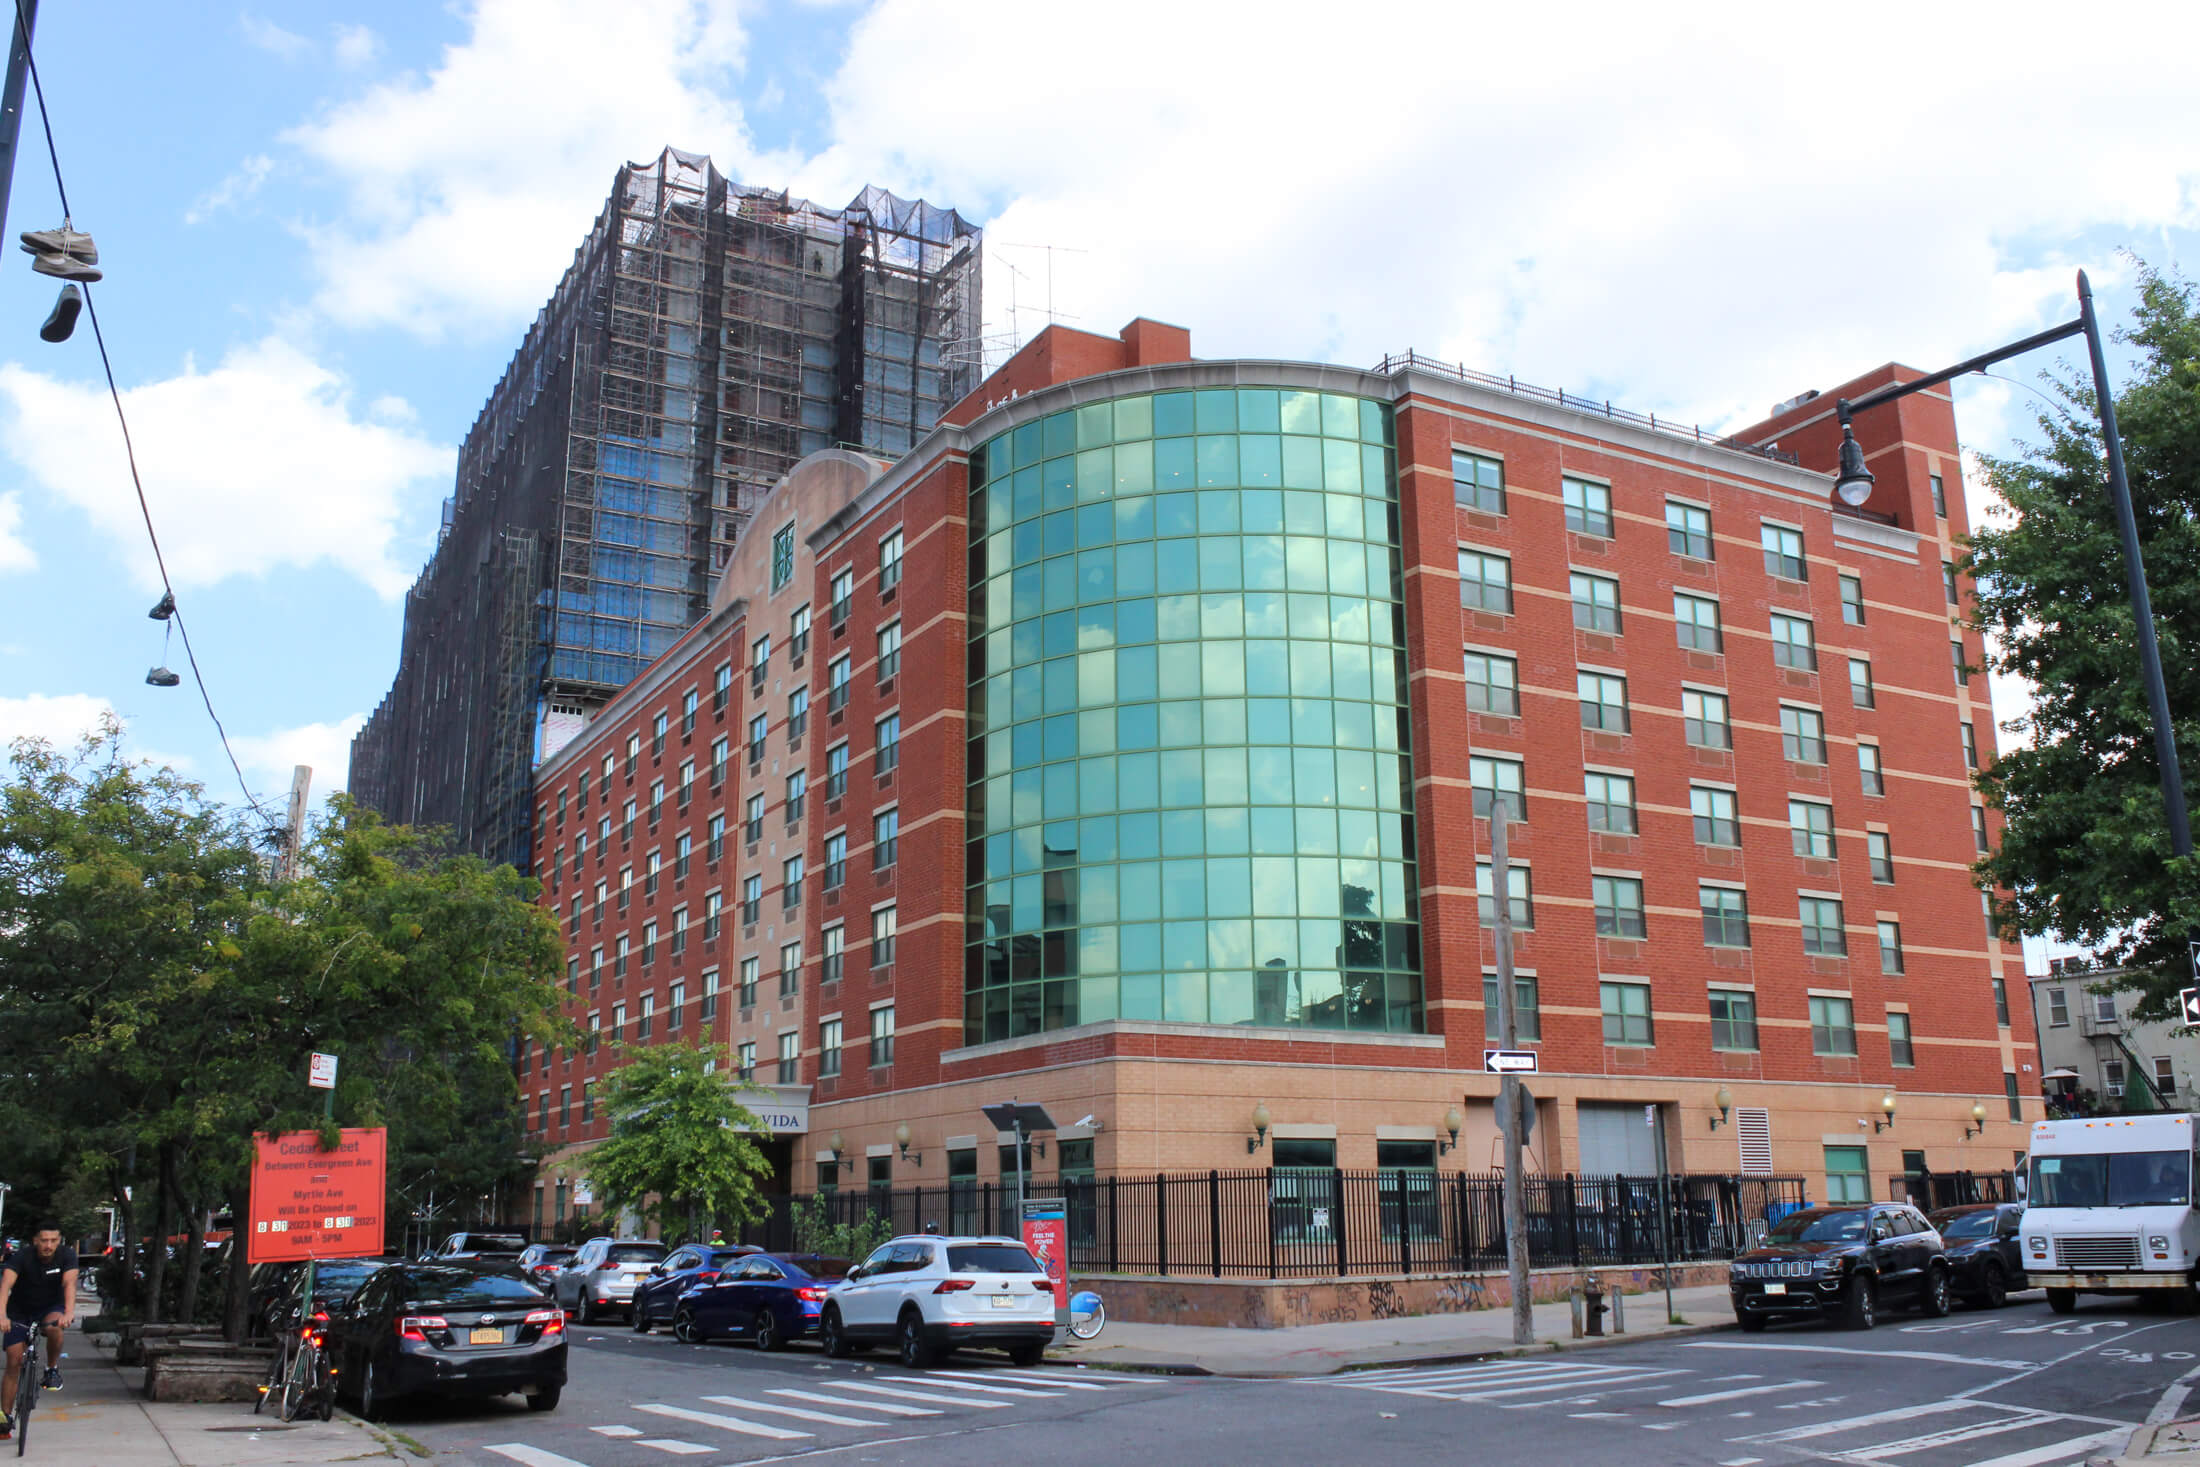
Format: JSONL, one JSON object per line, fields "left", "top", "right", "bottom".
{"left": 0, "top": 1223, "right": 77, "bottom": 1438}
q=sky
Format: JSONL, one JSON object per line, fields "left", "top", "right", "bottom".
{"left": 0, "top": 0, "right": 2195, "bottom": 953}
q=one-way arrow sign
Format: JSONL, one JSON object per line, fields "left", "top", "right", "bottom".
{"left": 2181, "top": 986, "right": 2200, "bottom": 1027}
{"left": 1484, "top": 1049, "right": 1538, "bottom": 1074}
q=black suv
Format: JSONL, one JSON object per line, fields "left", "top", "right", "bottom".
{"left": 1730, "top": 1202, "right": 1952, "bottom": 1331}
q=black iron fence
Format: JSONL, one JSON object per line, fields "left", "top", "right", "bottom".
{"left": 725, "top": 1171, "right": 1805, "bottom": 1279}
{"left": 1888, "top": 1171, "right": 2020, "bottom": 1211}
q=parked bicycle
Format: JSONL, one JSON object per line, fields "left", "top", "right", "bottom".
{"left": 8, "top": 1334, "right": 34, "bottom": 1455}
{"left": 255, "top": 1262, "right": 336, "bottom": 1424}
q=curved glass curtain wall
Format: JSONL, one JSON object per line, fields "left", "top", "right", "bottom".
{"left": 964, "top": 385, "right": 1420, "bottom": 1045}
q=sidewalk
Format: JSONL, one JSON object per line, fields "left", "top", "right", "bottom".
{"left": 25, "top": 1331, "right": 396, "bottom": 1466}
{"left": 1054, "top": 1282, "right": 1734, "bottom": 1376}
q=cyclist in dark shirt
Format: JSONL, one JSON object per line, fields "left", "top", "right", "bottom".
{"left": 0, "top": 1224, "right": 77, "bottom": 1433}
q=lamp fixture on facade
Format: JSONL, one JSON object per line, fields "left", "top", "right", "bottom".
{"left": 1709, "top": 1084, "right": 1734, "bottom": 1132}
{"left": 1246, "top": 1102, "right": 1271, "bottom": 1155}
{"left": 1874, "top": 1093, "right": 1899, "bottom": 1134}
{"left": 1963, "top": 1100, "right": 1988, "bottom": 1140}
{"left": 827, "top": 1130, "right": 854, "bottom": 1174}
{"left": 895, "top": 1121, "right": 922, "bottom": 1166}
{"left": 1438, "top": 1105, "right": 1464, "bottom": 1156}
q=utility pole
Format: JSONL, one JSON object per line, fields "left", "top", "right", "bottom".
{"left": 277, "top": 765, "right": 312, "bottom": 881}
{"left": 0, "top": 0, "right": 37, "bottom": 266}
{"left": 1491, "top": 809, "right": 1532, "bottom": 1345}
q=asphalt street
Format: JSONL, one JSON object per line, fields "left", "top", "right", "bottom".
{"left": 385, "top": 1291, "right": 2200, "bottom": 1467}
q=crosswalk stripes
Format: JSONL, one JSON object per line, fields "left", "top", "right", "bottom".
{"left": 699, "top": 1393, "right": 886, "bottom": 1426}
{"left": 765, "top": 1385, "right": 938, "bottom": 1416}
{"left": 487, "top": 1447, "right": 592, "bottom": 1467}
{"left": 633, "top": 1402, "right": 812, "bottom": 1441}
{"left": 822, "top": 1379, "right": 1016, "bottom": 1409}
{"left": 933, "top": 1367, "right": 1115, "bottom": 1391}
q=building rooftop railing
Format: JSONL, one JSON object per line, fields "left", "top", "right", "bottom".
{"left": 1374, "top": 349, "right": 1801, "bottom": 467}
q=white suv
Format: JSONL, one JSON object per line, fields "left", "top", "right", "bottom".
{"left": 552, "top": 1238, "right": 666, "bottom": 1323}
{"left": 820, "top": 1235, "right": 1055, "bottom": 1368}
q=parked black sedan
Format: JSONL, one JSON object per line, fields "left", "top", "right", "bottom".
{"left": 675, "top": 1253, "right": 851, "bottom": 1349}
{"left": 250, "top": 1257, "right": 399, "bottom": 1341}
{"left": 326, "top": 1260, "right": 566, "bottom": 1419}
{"left": 1730, "top": 1202, "right": 1953, "bottom": 1331}
{"left": 1928, "top": 1202, "right": 2027, "bottom": 1308}
{"left": 631, "top": 1245, "right": 759, "bottom": 1332}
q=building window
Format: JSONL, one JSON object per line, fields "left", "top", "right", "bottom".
{"left": 1799, "top": 896, "right": 1847, "bottom": 956}
{"left": 879, "top": 529, "right": 904, "bottom": 593}
{"left": 2005, "top": 1072, "right": 2022, "bottom": 1121}
{"left": 744, "top": 792, "right": 764, "bottom": 845}
{"left": 822, "top": 924, "right": 845, "bottom": 984}
{"left": 818, "top": 1018, "right": 842, "bottom": 1078}
{"left": 702, "top": 889, "right": 722, "bottom": 942}
{"left": 1600, "top": 981, "right": 1653, "bottom": 1046}
{"left": 1848, "top": 658, "right": 1875, "bottom": 709}
{"left": 1666, "top": 499, "right": 1712, "bottom": 559}
{"left": 1710, "top": 989, "right": 1758, "bottom": 1050}
{"left": 1952, "top": 639, "right": 1970, "bottom": 687}
{"left": 869, "top": 1004, "right": 896, "bottom": 1067}
{"left": 1789, "top": 798, "right": 1835, "bottom": 859}
{"left": 824, "top": 832, "right": 847, "bottom": 890}
{"left": 698, "top": 967, "right": 717, "bottom": 1020}
{"left": 783, "top": 855, "right": 804, "bottom": 910}
{"left": 829, "top": 568, "right": 854, "bottom": 626}
{"left": 771, "top": 521, "right": 795, "bottom": 591}
{"left": 1683, "top": 688, "right": 1731, "bottom": 749}
{"left": 1838, "top": 575, "right": 1865, "bottom": 628}
{"left": 2155, "top": 1054, "right": 2176, "bottom": 1096}
{"left": 828, "top": 655, "right": 852, "bottom": 712}
{"left": 740, "top": 873, "right": 761, "bottom": 926}
{"left": 788, "top": 687, "right": 809, "bottom": 743}
{"left": 637, "top": 992, "right": 654, "bottom": 1040}
{"left": 736, "top": 1040, "right": 754, "bottom": 1081}
{"left": 1868, "top": 830, "right": 1894, "bottom": 883}
{"left": 1578, "top": 671, "right": 1629, "bottom": 732}
{"left": 1674, "top": 592, "right": 1722, "bottom": 652}
{"left": 706, "top": 813, "right": 725, "bottom": 864}
{"left": 1481, "top": 975, "right": 1540, "bottom": 1040}
{"left": 1877, "top": 921, "right": 1905, "bottom": 975}
{"left": 777, "top": 1030, "right": 799, "bottom": 1085}
{"left": 1453, "top": 450, "right": 1505, "bottom": 513}
{"left": 1593, "top": 874, "right": 1646, "bottom": 938}
{"left": 1691, "top": 785, "right": 1738, "bottom": 847}
{"left": 1972, "top": 805, "right": 1990, "bottom": 853}
{"left": 2105, "top": 1057, "right": 2127, "bottom": 1099}
{"left": 780, "top": 940, "right": 803, "bottom": 997}
{"left": 651, "top": 712, "right": 668, "bottom": 758}
{"left": 1931, "top": 472, "right": 1948, "bottom": 518}
{"left": 1571, "top": 571, "right": 1622, "bottom": 633}
{"left": 1701, "top": 884, "right": 1750, "bottom": 947}
{"left": 877, "top": 621, "right": 902, "bottom": 682}
{"left": 2093, "top": 990, "right": 2117, "bottom": 1024}
{"left": 2047, "top": 988, "right": 2069, "bottom": 1026}
{"left": 787, "top": 770, "right": 807, "bottom": 826}
{"left": 871, "top": 904, "right": 897, "bottom": 966}
{"left": 1762, "top": 523, "right": 1806, "bottom": 581}
{"left": 1769, "top": 612, "right": 1816, "bottom": 671}
{"left": 790, "top": 603, "right": 812, "bottom": 663}
{"left": 826, "top": 741, "right": 850, "bottom": 800}
{"left": 626, "top": 733, "right": 641, "bottom": 780}
{"left": 614, "top": 934, "right": 630, "bottom": 978}
{"left": 1993, "top": 977, "right": 2010, "bottom": 1027}
{"left": 674, "top": 832, "right": 692, "bottom": 881}
{"left": 1858, "top": 742, "right": 1884, "bottom": 796}
{"left": 873, "top": 808, "right": 899, "bottom": 870}
{"left": 679, "top": 759, "right": 695, "bottom": 804}
{"left": 1943, "top": 561, "right": 1960, "bottom": 606}
{"left": 1469, "top": 755, "right": 1525, "bottom": 822}
{"left": 610, "top": 1001, "right": 627, "bottom": 1041}
{"left": 752, "top": 634, "right": 772, "bottom": 688}
{"left": 1810, "top": 994, "right": 1857, "bottom": 1055}
{"left": 1585, "top": 771, "right": 1636, "bottom": 834}
{"left": 1825, "top": 1145, "right": 1870, "bottom": 1204}
{"left": 712, "top": 664, "right": 732, "bottom": 713}
{"left": 1961, "top": 721, "right": 1979, "bottom": 770}
{"left": 1781, "top": 706, "right": 1827, "bottom": 765}
{"left": 1476, "top": 862, "right": 1534, "bottom": 929}
{"left": 1458, "top": 548, "right": 1512, "bottom": 613}
{"left": 739, "top": 955, "right": 758, "bottom": 1009}
{"left": 1563, "top": 477, "right": 1614, "bottom": 538}
{"left": 1463, "top": 651, "right": 1519, "bottom": 715}
{"left": 876, "top": 713, "right": 901, "bottom": 772}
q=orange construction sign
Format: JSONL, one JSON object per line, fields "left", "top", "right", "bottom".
{"left": 246, "top": 1128, "right": 388, "bottom": 1265}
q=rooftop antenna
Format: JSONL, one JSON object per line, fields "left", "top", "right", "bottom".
{"left": 994, "top": 241, "right": 1089, "bottom": 334}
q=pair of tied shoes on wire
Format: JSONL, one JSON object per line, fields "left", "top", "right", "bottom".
{"left": 23, "top": 224, "right": 99, "bottom": 343}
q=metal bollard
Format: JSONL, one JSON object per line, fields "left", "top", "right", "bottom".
{"left": 1612, "top": 1286, "right": 1626, "bottom": 1334}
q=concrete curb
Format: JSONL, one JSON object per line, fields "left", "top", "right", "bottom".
{"left": 1049, "top": 1316, "right": 1736, "bottom": 1379}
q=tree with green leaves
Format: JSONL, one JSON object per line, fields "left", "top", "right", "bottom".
{"left": 1966, "top": 261, "right": 2200, "bottom": 1020}
{"left": 576, "top": 1039, "right": 774, "bottom": 1241}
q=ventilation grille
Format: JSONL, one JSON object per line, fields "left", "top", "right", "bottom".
{"left": 2054, "top": 1235, "right": 2140, "bottom": 1270}
{"left": 1736, "top": 1107, "right": 1773, "bottom": 1175}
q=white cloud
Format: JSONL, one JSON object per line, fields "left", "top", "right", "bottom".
{"left": 0, "top": 693, "right": 115, "bottom": 751}
{"left": 0, "top": 492, "right": 33, "bottom": 573}
{"left": 185, "top": 154, "right": 274, "bottom": 225}
{"left": 239, "top": 13, "right": 311, "bottom": 61}
{"left": 0, "top": 338, "right": 453, "bottom": 598}
{"left": 232, "top": 713, "right": 367, "bottom": 795}
{"left": 285, "top": 0, "right": 779, "bottom": 340}
{"left": 331, "top": 23, "right": 381, "bottom": 68}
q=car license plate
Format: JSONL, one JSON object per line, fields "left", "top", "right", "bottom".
{"left": 990, "top": 1294, "right": 1016, "bottom": 1309}
{"left": 470, "top": 1326, "right": 504, "bottom": 1344}
{"left": 1763, "top": 1283, "right": 1786, "bottom": 1295}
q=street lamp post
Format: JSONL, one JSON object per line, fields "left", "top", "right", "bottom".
{"left": 1828, "top": 269, "right": 2191, "bottom": 861}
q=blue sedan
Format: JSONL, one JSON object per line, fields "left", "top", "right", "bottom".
{"left": 674, "top": 1254, "right": 851, "bottom": 1350}
{"left": 631, "top": 1246, "right": 758, "bottom": 1333}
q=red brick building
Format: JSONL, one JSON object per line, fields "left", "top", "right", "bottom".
{"left": 523, "top": 317, "right": 2033, "bottom": 1233}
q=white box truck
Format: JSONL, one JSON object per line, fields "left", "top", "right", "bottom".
{"left": 2022, "top": 1113, "right": 2197, "bottom": 1312}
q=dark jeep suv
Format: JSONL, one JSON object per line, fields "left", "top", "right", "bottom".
{"left": 1730, "top": 1202, "right": 1952, "bottom": 1331}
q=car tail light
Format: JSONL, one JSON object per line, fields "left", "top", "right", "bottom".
{"left": 796, "top": 1286, "right": 829, "bottom": 1302}
{"left": 695, "top": 1270, "right": 720, "bottom": 1284}
{"left": 526, "top": 1308, "right": 565, "bottom": 1335}
{"left": 933, "top": 1279, "right": 975, "bottom": 1294}
{"left": 398, "top": 1315, "right": 447, "bottom": 1342}
{"left": 1032, "top": 1280, "right": 1053, "bottom": 1292}
{"left": 597, "top": 1260, "right": 623, "bottom": 1272}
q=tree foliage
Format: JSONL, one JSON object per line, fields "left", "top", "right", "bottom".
{"left": 1967, "top": 262, "right": 2200, "bottom": 1018}
{"left": 0, "top": 722, "right": 569, "bottom": 1328}
{"left": 576, "top": 1039, "right": 773, "bottom": 1241}
{"left": 788, "top": 1193, "right": 895, "bottom": 1262}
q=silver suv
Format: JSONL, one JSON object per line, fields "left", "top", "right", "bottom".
{"left": 552, "top": 1238, "right": 666, "bottom": 1323}
{"left": 820, "top": 1235, "right": 1055, "bottom": 1368}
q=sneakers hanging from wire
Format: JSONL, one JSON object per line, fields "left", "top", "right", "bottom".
{"left": 39, "top": 282, "right": 81, "bottom": 343}
{"left": 147, "top": 597, "right": 180, "bottom": 686}
{"left": 20, "top": 224, "right": 97, "bottom": 263}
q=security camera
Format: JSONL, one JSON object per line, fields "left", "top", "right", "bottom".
{"left": 1074, "top": 1114, "right": 1100, "bottom": 1131}
{"left": 1856, "top": 1117, "right": 1869, "bottom": 1129}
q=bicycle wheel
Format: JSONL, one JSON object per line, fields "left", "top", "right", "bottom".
{"left": 254, "top": 1337, "right": 288, "bottom": 1415}
{"left": 15, "top": 1352, "right": 35, "bottom": 1456}
{"left": 278, "top": 1341, "right": 318, "bottom": 1424}
{"left": 1067, "top": 1292, "right": 1106, "bottom": 1341}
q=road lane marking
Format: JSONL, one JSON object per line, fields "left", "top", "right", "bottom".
{"left": 635, "top": 1402, "right": 811, "bottom": 1441}
{"left": 1683, "top": 1341, "right": 2033, "bottom": 1369}
{"left": 1659, "top": 1381, "right": 1821, "bottom": 1408}
{"left": 766, "top": 1388, "right": 940, "bottom": 1417}
{"left": 1957, "top": 1431, "right": 2125, "bottom": 1467}
{"left": 1845, "top": 1412, "right": 2052, "bottom": 1459}
{"left": 485, "top": 1448, "right": 592, "bottom": 1467}
{"left": 638, "top": 1444, "right": 713, "bottom": 1457}
{"left": 1721, "top": 1459, "right": 1764, "bottom": 1465}
{"left": 819, "top": 1381, "right": 1013, "bottom": 1409}
{"left": 591, "top": 1425, "right": 643, "bottom": 1437}
{"left": 874, "top": 1375, "right": 1060, "bottom": 1398}
{"left": 701, "top": 1394, "right": 885, "bottom": 1427}
{"left": 936, "top": 1368, "right": 1112, "bottom": 1391}
{"left": 1749, "top": 1400, "right": 1974, "bottom": 1441}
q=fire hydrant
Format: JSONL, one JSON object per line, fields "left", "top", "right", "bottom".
{"left": 1583, "top": 1281, "right": 1610, "bottom": 1336}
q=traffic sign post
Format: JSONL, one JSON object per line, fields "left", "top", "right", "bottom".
{"left": 1484, "top": 1049, "right": 1538, "bottom": 1074}
{"left": 2181, "top": 986, "right": 2200, "bottom": 1027}
{"left": 246, "top": 1127, "right": 388, "bottom": 1265}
